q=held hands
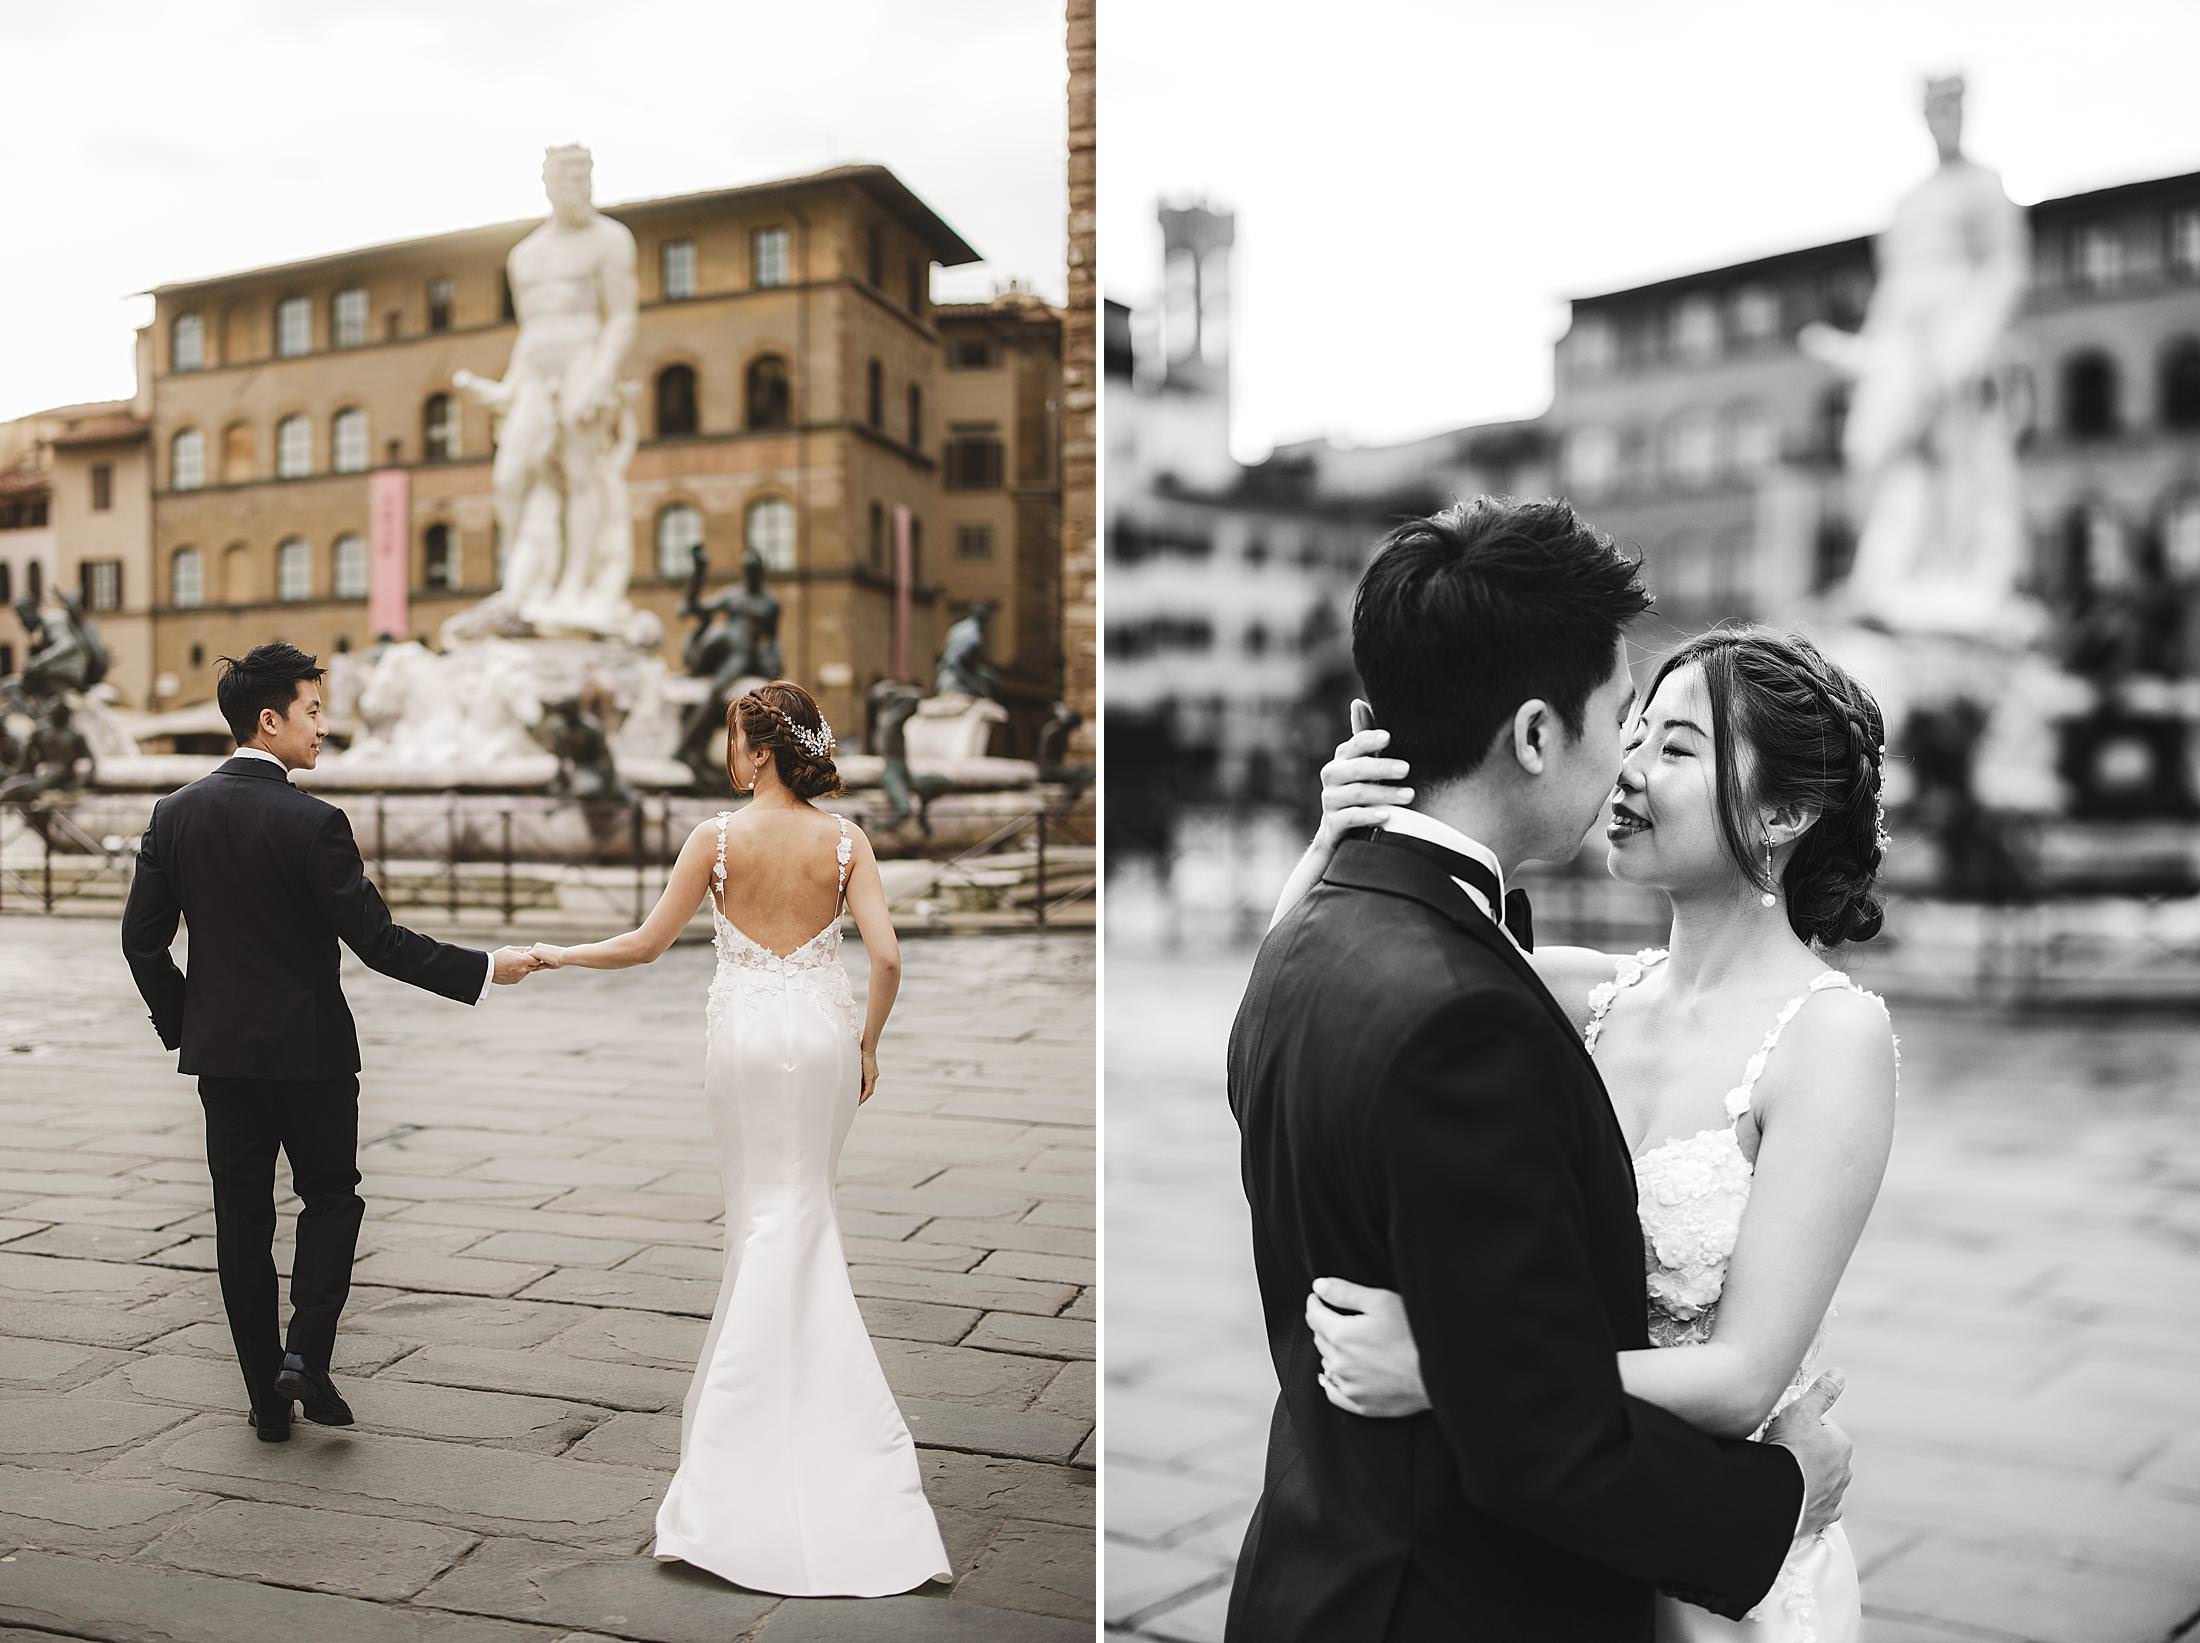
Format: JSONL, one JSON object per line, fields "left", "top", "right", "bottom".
{"left": 527, "top": 943, "right": 567, "bottom": 972}
{"left": 1319, "top": 699, "right": 1413, "bottom": 846}
{"left": 1764, "top": 1370, "right": 1853, "bottom": 1539}
{"left": 1306, "top": 1277, "right": 1430, "bottom": 1418}
{"left": 490, "top": 946, "right": 547, "bottom": 985}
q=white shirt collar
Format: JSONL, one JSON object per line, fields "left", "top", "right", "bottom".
{"left": 1382, "top": 808, "right": 1507, "bottom": 898}
{"left": 1381, "top": 809, "right": 1518, "bottom": 948}
{"left": 231, "top": 747, "right": 290, "bottom": 773}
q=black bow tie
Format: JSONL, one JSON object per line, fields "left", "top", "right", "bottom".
{"left": 1362, "top": 828, "right": 1534, "bottom": 951}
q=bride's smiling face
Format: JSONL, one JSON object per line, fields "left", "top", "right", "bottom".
{"left": 1605, "top": 663, "right": 1749, "bottom": 894}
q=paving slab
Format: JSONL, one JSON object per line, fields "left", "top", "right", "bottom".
{"left": 0, "top": 917, "right": 1090, "bottom": 1640}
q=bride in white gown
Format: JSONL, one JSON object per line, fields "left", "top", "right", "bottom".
{"left": 530, "top": 680, "right": 950, "bottom": 1598}
{"left": 1276, "top": 628, "right": 1900, "bottom": 1643}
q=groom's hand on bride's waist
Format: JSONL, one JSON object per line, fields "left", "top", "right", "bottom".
{"left": 1765, "top": 1369, "right": 1852, "bottom": 1539}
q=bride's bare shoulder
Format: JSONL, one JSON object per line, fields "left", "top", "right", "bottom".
{"left": 1530, "top": 944, "right": 1628, "bottom": 1026}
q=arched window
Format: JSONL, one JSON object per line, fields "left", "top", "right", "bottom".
{"left": 275, "top": 537, "right": 312, "bottom": 602}
{"left": 746, "top": 497, "right": 795, "bottom": 573}
{"left": 221, "top": 421, "right": 254, "bottom": 484}
{"left": 171, "top": 548, "right": 204, "bottom": 610}
{"left": 25, "top": 561, "right": 42, "bottom": 603}
{"left": 907, "top": 384, "right": 923, "bottom": 449}
{"left": 332, "top": 533, "right": 368, "bottom": 598}
{"left": 423, "top": 393, "right": 458, "bottom": 463}
{"left": 171, "top": 427, "right": 205, "bottom": 491}
{"left": 655, "top": 364, "right": 699, "bottom": 437}
{"left": 222, "top": 543, "right": 251, "bottom": 602}
{"left": 275, "top": 414, "right": 312, "bottom": 478}
{"left": 423, "top": 522, "right": 457, "bottom": 590}
{"left": 172, "top": 311, "right": 204, "bottom": 372}
{"left": 0, "top": 563, "right": 10, "bottom": 604}
{"left": 2158, "top": 338, "right": 2200, "bottom": 430}
{"left": 743, "top": 356, "right": 791, "bottom": 431}
{"left": 331, "top": 407, "right": 369, "bottom": 474}
{"left": 2061, "top": 502, "right": 2131, "bottom": 601}
{"left": 331, "top": 287, "right": 368, "bottom": 348}
{"left": 655, "top": 501, "right": 704, "bottom": 578}
{"left": 2063, "top": 350, "right": 2120, "bottom": 439}
{"left": 865, "top": 359, "right": 884, "bottom": 429}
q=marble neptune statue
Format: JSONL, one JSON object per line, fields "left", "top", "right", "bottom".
{"left": 1800, "top": 76, "right": 2033, "bottom": 637}
{"left": 448, "top": 144, "right": 647, "bottom": 643}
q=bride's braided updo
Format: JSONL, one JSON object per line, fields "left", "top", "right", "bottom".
{"left": 727, "top": 680, "right": 843, "bottom": 800}
{"left": 1645, "top": 626, "right": 1889, "bottom": 948}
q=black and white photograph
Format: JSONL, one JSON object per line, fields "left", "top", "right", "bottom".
{"left": 1104, "top": 3, "right": 2200, "bottom": 1640}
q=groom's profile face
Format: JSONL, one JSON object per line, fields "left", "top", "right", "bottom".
{"left": 1540, "top": 638, "right": 1636, "bottom": 862}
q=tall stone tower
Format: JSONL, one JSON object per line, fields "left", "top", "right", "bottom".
{"left": 1157, "top": 202, "right": 1235, "bottom": 406}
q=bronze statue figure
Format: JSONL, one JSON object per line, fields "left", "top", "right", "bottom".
{"left": 676, "top": 544, "right": 785, "bottom": 786}
{"left": 935, "top": 602, "right": 1003, "bottom": 700}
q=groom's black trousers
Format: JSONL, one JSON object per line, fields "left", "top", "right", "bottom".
{"left": 197, "top": 1074, "right": 363, "bottom": 1405}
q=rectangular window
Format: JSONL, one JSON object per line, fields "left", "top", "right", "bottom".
{"left": 944, "top": 427, "right": 1005, "bottom": 491}
{"left": 2169, "top": 208, "right": 2200, "bottom": 279}
{"left": 332, "top": 287, "right": 368, "bottom": 348}
{"left": 90, "top": 464, "right": 112, "bottom": 511}
{"left": 82, "top": 559, "right": 122, "bottom": 613}
{"left": 753, "top": 227, "right": 790, "bottom": 288}
{"left": 427, "top": 277, "right": 453, "bottom": 331}
{"left": 947, "top": 337, "right": 997, "bottom": 370}
{"left": 2074, "top": 224, "right": 2124, "bottom": 292}
{"left": 955, "top": 524, "right": 993, "bottom": 560}
{"left": 662, "top": 239, "right": 697, "bottom": 300}
{"left": 172, "top": 312, "right": 205, "bottom": 372}
{"left": 276, "top": 296, "right": 311, "bottom": 357}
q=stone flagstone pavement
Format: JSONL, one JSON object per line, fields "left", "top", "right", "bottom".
{"left": 1106, "top": 945, "right": 2200, "bottom": 1643}
{"left": 0, "top": 914, "right": 1093, "bottom": 1642}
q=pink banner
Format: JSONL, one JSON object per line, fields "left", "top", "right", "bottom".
{"left": 367, "top": 469, "right": 410, "bottom": 640}
{"left": 893, "top": 504, "right": 913, "bottom": 681}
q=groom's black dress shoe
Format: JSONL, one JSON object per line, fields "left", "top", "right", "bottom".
{"left": 274, "top": 1353, "right": 354, "bottom": 1426}
{"left": 247, "top": 1405, "right": 292, "bottom": 1442}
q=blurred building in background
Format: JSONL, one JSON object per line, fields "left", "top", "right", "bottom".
{"left": 7, "top": 163, "right": 1074, "bottom": 754}
{"left": 1108, "top": 166, "right": 2200, "bottom": 945}
{"left": 0, "top": 388, "right": 153, "bottom": 698}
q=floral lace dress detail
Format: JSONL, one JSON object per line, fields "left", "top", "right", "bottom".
{"left": 1585, "top": 949, "right": 1897, "bottom": 1643}
{"left": 704, "top": 811, "right": 860, "bottom": 1045}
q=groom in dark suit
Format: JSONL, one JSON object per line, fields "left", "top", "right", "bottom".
{"left": 1226, "top": 499, "right": 1850, "bottom": 1639}
{"left": 122, "top": 643, "right": 540, "bottom": 1440}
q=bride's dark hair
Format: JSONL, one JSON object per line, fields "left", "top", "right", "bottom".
{"left": 1645, "top": 626, "right": 1889, "bottom": 948}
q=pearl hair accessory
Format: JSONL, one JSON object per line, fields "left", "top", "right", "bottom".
{"left": 756, "top": 699, "right": 834, "bottom": 760}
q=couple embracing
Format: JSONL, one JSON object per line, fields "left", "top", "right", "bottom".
{"left": 121, "top": 642, "right": 950, "bottom": 1598}
{"left": 1227, "top": 497, "right": 1901, "bottom": 1641}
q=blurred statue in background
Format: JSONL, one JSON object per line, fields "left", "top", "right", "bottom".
{"left": 538, "top": 685, "right": 632, "bottom": 806}
{"left": 448, "top": 144, "right": 649, "bottom": 644}
{"left": 1801, "top": 75, "right": 2033, "bottom": 638}
{"left": 675, "top": 545, "right": 784, "bottom": 786}
{"left": 1, "top": 593, "right": 109, "bottom": 797}
{"left": 866, "top": 677, "right": 931, "bottom": 830}
{"left": 6, "top": 591, "right": 108, "bottom": 713}
{"left": 935, "top": 602, "right": 1003, "bottom": 700}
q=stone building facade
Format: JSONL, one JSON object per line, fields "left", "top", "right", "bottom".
{"left": 1061, "top": 0, "right": 1098, "bottom": 757}
{"left": 128, "top": 163, "right": 1064, "bottom": 749}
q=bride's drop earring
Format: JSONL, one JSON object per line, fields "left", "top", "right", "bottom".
{"left": 1761, "top": 836, "right": 1777, "bottom": 907}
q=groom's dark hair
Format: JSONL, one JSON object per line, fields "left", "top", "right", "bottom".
{"left": 1352, "top": 497, "right": 1650, "bottom": 786}
{"left": 215, "top": 642, "right": 325, "bottom": 744}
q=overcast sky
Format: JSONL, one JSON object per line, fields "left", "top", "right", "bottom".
{"left": 0, "top": 0, "right": 1065, "bottom": 422}
{"left": 1103, "top": 0, "right": 2200, "bottom": 461}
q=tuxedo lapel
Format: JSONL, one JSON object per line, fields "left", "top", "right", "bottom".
{"left": 1322, "top": 839, "right": 1595, "bottom": 1077}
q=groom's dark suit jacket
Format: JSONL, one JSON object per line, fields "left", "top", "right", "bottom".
{"left": 1225, "top": 836, "right": 1804, "bottom": 1641}
{"left": 121, "top": 756, "right": 486, "bottom": 1079}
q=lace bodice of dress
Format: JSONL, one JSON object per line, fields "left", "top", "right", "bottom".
{"left": 705, "top": 812, "right": 860, "bottom": 1034}
{"left": 1585, "top": 950, "right": 1897, "bottom": 1428}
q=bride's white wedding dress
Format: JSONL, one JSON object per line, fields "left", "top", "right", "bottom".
{"left": 1585, "top": 949, "right": 1894, "bottom": 1643}
{"left": 651, "top": 811, "right": 951, "bottom": 1596}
